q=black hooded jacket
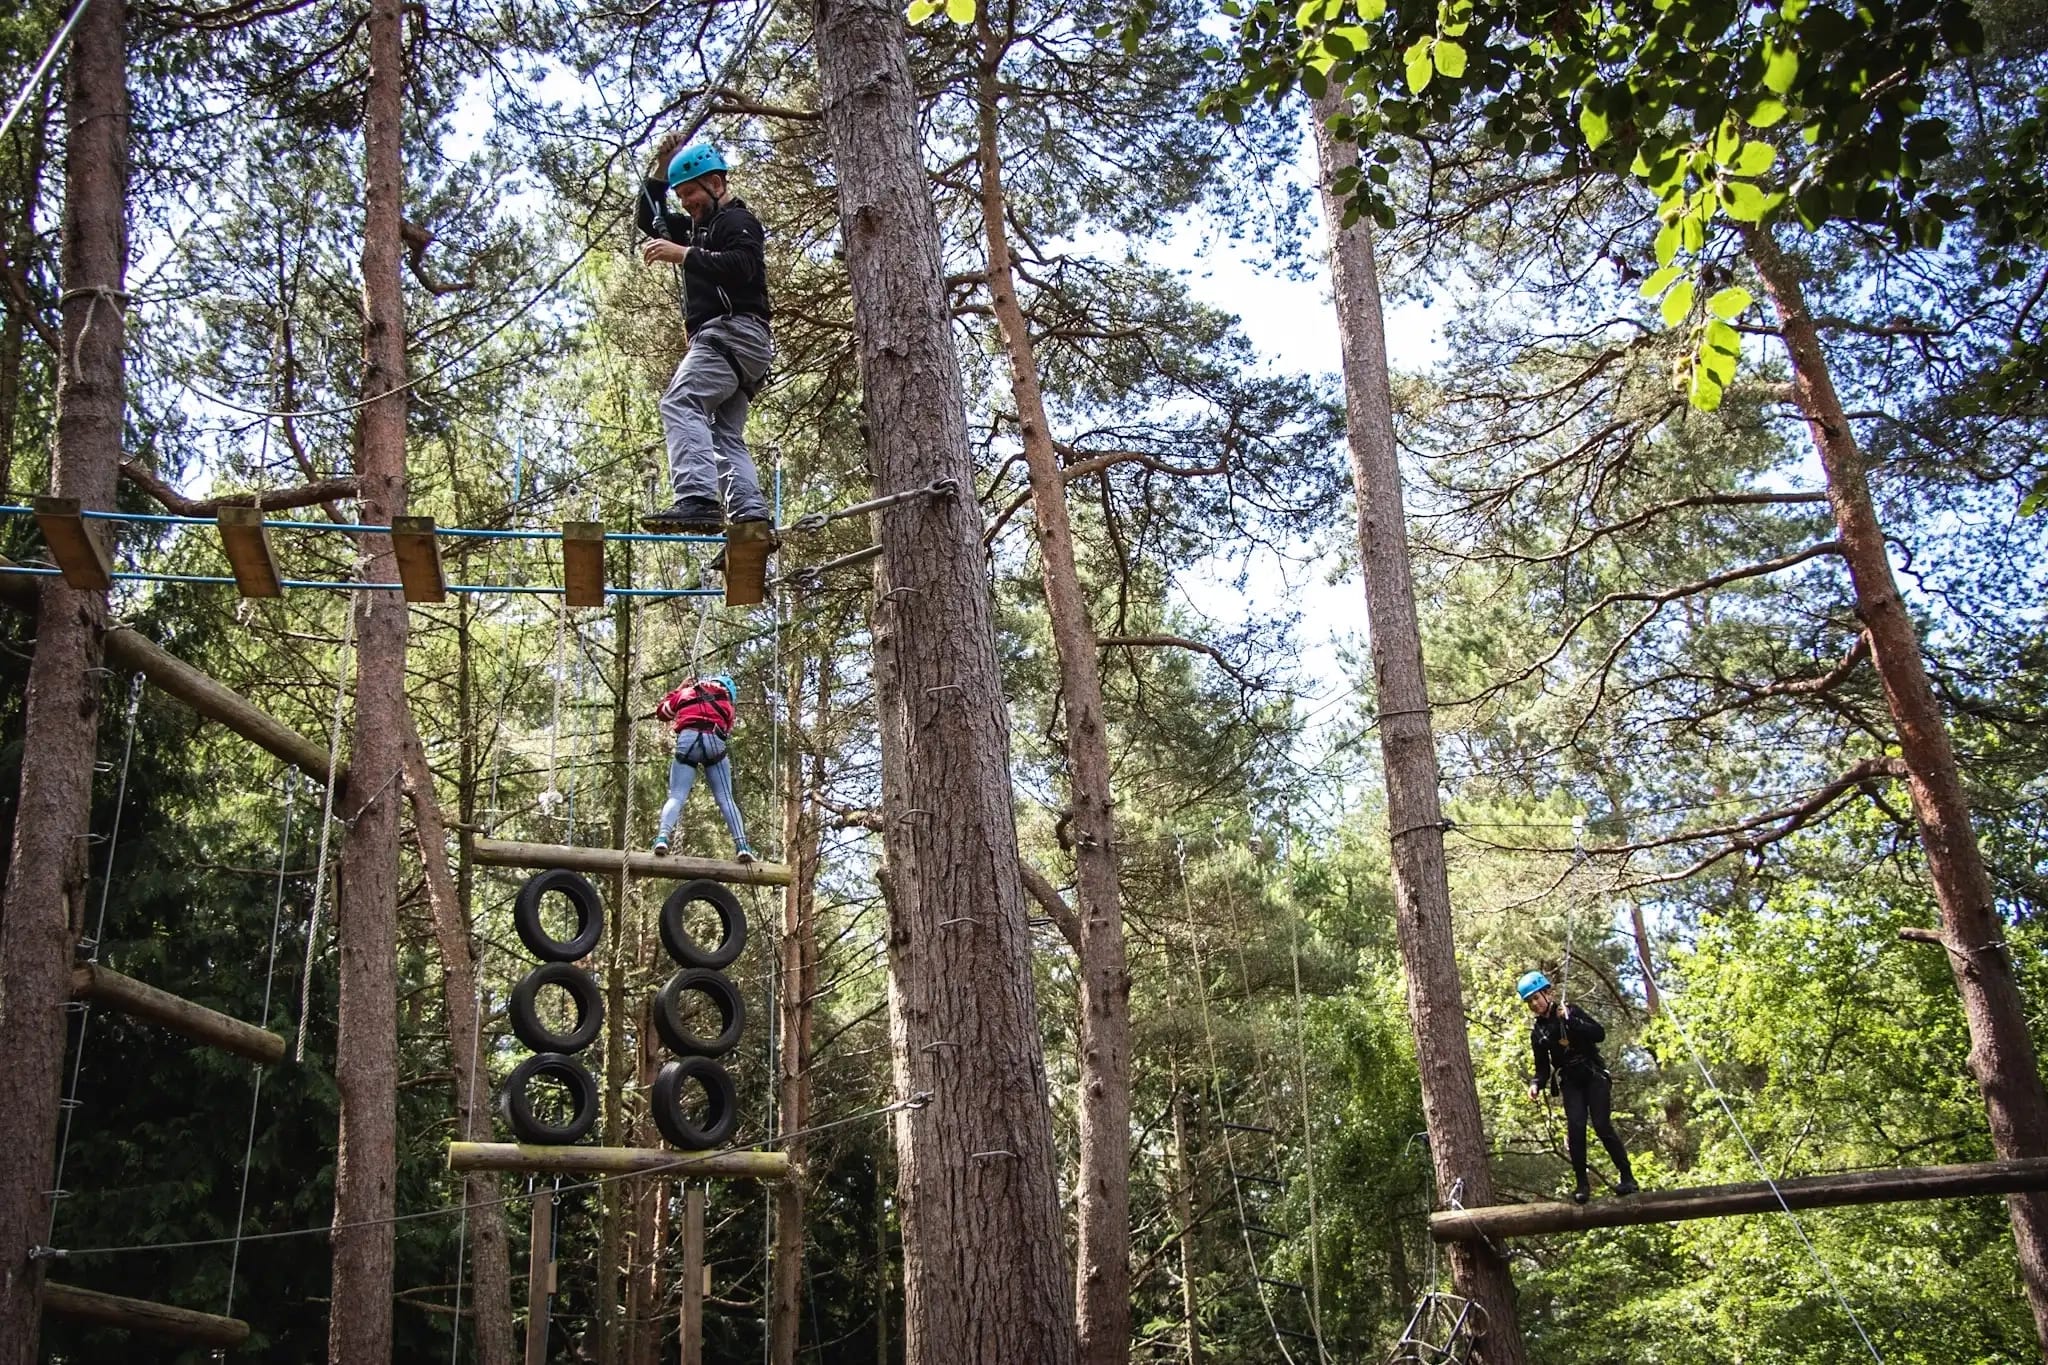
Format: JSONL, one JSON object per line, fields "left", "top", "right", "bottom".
{"left": 636, "top": 180, "right": 772, "bottom": 333}
{"left": 1530, "top": 1002, "right": 1609, "bottom": 1091}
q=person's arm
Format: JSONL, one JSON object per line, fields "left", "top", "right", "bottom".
{"left": 636, "top": 178, "right": 688, "bottom": 244}
{"left": 681, "top": 205, "right": 765, "bottom": 288}
{"left": 1563, "top": 1004, "right": 1606, "bottom": 1047}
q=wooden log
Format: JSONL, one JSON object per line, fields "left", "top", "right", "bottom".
{"left": 448, "top": 1142, "right": 790, "bottom": 1181}
{"left": 1898, "top": 926, "right": 1944, "bottom": 945}
{"left": 72, "top": 963, "right": 286, "bottom": 1065}
{"left": 524, "top": 1187, "right": 553, "bottom": 1365}
{"left": 680, "top": 1184, "right": 705, "bottom": 1365}
{"left": 215, "top": 506, "right": 283, "bottom": 598}
{"left": 42, "top": 1282, "right": 251, "bottom": 1348}
{"left": 562, "top": 521, "right": 605, "bottom": 608}
{"left": 33, "top": 496, "right": 112, "bottom": 590}
{"left": 468, "top": 836, "right": 793, "bottom": 887}
{"left": 391, "top": 515, "right": 447, "bottom": 603}
{"left": 1429, "top": 1156, "right": 2048, "bottom": 1242}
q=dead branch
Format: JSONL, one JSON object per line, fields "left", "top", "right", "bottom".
{"left": 119, "top": 461, "right": 360, "bottom": 517}
{"left": 1097, "top": 634, "right": 1260, "bottom": 692}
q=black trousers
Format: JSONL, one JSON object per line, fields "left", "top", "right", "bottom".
{"left": 1560, "top": 1068, "right": 1633, "bottom": 1183}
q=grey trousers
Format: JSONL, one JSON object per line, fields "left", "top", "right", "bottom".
{"left": 659, "top": 314, "right": 773, "bottom": 521}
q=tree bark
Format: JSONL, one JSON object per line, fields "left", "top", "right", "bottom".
{"left": 0, "top": 3, "right": 126, "bottom": 1357}
{"left": 401, "top": 721, "right": 515, "bottom": 1365}
{"left": 329, "top": 0, "right": 410, "bottom": 1351}
{"left": 770, "top": 657, "right": 830, "bottom": 1365}
{"left": 813, "top": 0, "right": 1079, "bottom": 1357}
{"left": 1747, "top": 224, "right": 2048, "bottom": 1357}
{"left": 1311, "top": 97, "right": 1528, "bottom": 1362}
{"left": 970, "top": 22, "right": 1133, "bottom": 1365}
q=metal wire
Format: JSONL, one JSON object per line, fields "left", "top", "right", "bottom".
{"left": 0, "top": 0, "right": 88, "bottom": 145}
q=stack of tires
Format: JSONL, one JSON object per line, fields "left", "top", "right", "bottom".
{"left": 501, "top": 870, "right": 605, "bottom": 1145}
{"left": 648, "top": 879, "right": 747, "bottom": 1151}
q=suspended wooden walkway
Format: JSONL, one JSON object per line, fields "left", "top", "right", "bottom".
{"left": 468, "top": 836, "right": 791, "bottom": 887}
{"left": 1429, "top": 1156, "right": 2048, "bottom": 1242}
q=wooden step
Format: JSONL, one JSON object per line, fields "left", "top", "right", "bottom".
{"left": 42, "top": 1282, "right": 250, "bottom": 1348}
{"left": 468, "top": 836, "right": 791, "bottom": 887}
{"left": 73, "top": 963, "right": 286, "bottom": 1066}
{"left": 449, "top": 1141, "right": 789, "bottom": 1181}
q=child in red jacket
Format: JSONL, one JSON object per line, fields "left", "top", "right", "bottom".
{"left": 653, "top": 672, "right": 753, "bottom": 863}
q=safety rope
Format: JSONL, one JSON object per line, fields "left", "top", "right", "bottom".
{"left": 295, "top": 602, "right": 356, "bottom": 1062}
{"left": 0, "top": 0, "right": 89, "bottom": 144}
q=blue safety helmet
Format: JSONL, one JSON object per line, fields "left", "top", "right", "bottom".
{"left": 1515, "top": 970, "right": 1551, "bottom": 1000}
{"left": 667, "top": 143, "right": 729, "bottom": 188}
{"left": 711, "top": 672, "right": 737, "bottom": 700}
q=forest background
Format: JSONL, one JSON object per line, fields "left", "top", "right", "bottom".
{"left": 0, "top": 0, "right": 2043, "bottom": 1359}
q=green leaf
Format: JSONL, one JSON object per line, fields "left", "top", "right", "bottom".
{"left": 1580, "top": 104, "right": 1611, "bottom": 150}
{"left": 1432, "top": 38, "right": 1466, "bottom": 76}
{"left": 1355, "top": 0, "right": 1386, "bottom": 17}
{"left": 944, "top": 0, "right": 975, "bottom": 20}
{"left": 1690, "top": 364, "right": 1726, "bottom": 410}
{"left": 1714, "top": 118, "right": 1741, "bottom": 164}
{"left": 1296, "top": 0, "right": 1321, "bottom": 26}
{"left": 1732, "top": 141, "right": 1777, "bottom": 176}
{"left": 1323, "top": 24, "right": 1370, "bottom": 54}
{"left": 1654, "top": 221, "right": 1681, "bottom": 266}
{"left": 1707, "top": 285, "right": 1754, "bottom": 320}
{"left": 1763, "top": 41, "right": 1799, "bottom": 94}
{"left": 1749, "top": 97, "right": 1788, "bottom": 128}
{"left": 1681, "top": 214, "right": 1706, "bottom": 251}
{"left": 1405, "top": 39, "right": 1434, "bottom": 92}
{"left": 906, "top": 0, "right": 939, "bottom": 21}
{"left": 1720, "top": 179, "right": 1771, "bottom": 222}
{"left": 1639, "top": 264, "right": 1683, "bottom": 298}
{"left": 1660, "top": 277, "right": 1696, "bottom": 326}
{"left": 1704, "top": 317, "right": 1741, "bottom": 355}
{"left": 1301, "top": 63, "right": 1328, "bottom": 98}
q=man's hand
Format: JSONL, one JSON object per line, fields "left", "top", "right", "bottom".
{"left": 642, "top": 239, "right": 689, "bottom": 267}
{"left": 648, "top": 130, "right": 688, "bottom": 181}
{"left": 1527, "top": 1083, "right": 1542, "bottom": 1102}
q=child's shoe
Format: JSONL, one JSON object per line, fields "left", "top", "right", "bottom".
{"left": 652, "top": 836, "right": 670, "bottom": 857}
{"left": 734, "top": 844, "right": 756, "bottom": 865}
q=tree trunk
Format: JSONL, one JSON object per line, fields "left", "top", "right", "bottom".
{"left": 0, "top": 3, "right": 126, "bottom": 1357}
{"left": 1311, "top": 98, "right": 1527, "bottom": 1362}
{"left": 1748, "top": 224, "right": 2048, "bottom": 1356}
{"left": 812, "top": 0, "right": 1079, "bottom": 1357}
{"left": 1169, "top": 1076, "right": 1203, "bottom": 1365}
{"left": 329, "top": 0, "right": 409, "bottom": 1352}
{"left": 401, "top": 721, "right": 515, "bottom": 1365}
{"left": 0, "top": 78, "right": 51, "bottom": 495}
{"left": 771, "top": 657, "right": 830, "bottom": 1365}
{"left": 970, "top": 23, "right": 1133, "bottom": 1365}
{"left": 600, "top": 583, "right": 636, "bottom": 1363}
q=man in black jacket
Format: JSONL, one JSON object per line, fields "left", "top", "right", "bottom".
{"left": 1519, "top": 969, "right": 1640, "bottom": 1203}
{"left": 636, "top": 138, "right": 774, "bottom": 532}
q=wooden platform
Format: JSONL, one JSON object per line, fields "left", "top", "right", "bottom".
{"left": 1429, "top": 1156, "right": 2048, "bottom": 1242}
{"left": 469, "top": 836, "right": 791, "bottom": 887}
{"left": 449, "top": 1142, "right": 789, "bottom": 1181}
{"left": 721, "top": 520, "right": 774, "bottom": 607}
{"left": 74, "top": 963, "right": 286, "bottom": 1065}
{"left": 43, "top": 1282, "right": 250, "bottom": 1348}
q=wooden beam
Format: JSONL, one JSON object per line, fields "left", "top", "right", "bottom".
{"left": 391, "top": 515, "right": 447, "bottom": 603}
{"left": 73, "top": 963, "right": 286, "bottom": 1065}
{"left": 468, "top": 836, "right": 793, "bottom": 887}
{"left": 42, "top": 1282, "right": 251, "bottom": 1348}
{"left": 1428, "top": 1156, "right": 2048, "bottom": 1242}
{"left": 1898, "top": 926, "right": 1944, "bottom": 945}
{"left": 524, "top": 1187, "right": 553, "bottom": 1365}
{"left": 448, "top": 1142, "right": 790, "bottom": 1181}
{"left": 680, "top": 1184, "right": 705, "bottom": 1365}
{"left": 215, "top": 506, "right": 283, "bottom": 598}
{"left": 33, "top": 496, "right": 112, "bottom": 590}
{"left": 562, "top": 521, "right": 605, "bottom": 608}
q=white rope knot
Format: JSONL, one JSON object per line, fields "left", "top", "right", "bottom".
{"left": 61, "top": 285, "right": 131, "bottom": 383}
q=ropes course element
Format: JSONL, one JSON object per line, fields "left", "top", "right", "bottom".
{"left": 0, "top": 0, "right": 88, "bottom": 144}
{"left": 1385, "top": 1292, "right": 1484, "bottom": 1364}
{"left": 294, "top": 604, "right": 355, "bottom": 1062}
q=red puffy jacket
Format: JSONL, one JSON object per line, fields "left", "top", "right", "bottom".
{"left": 657, "top": 679, "right": 736, "bottom": 736}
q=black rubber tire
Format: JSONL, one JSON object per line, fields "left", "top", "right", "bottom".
{"left": 508, "top": 962, "right": 604, "bottom": 1054}
{"left": 658, "top": 879, "right": 746, "bottom": 969}
{"left": 513, "top": 869, "right": 604, "bottom": 962}
{"left": 653, "top": 968, "right": 747, "bottom": 1057}
{"left": 500, "top": 1052, "right": 599, "bottom": 1145}
{"left": 651, "top": 1057, "right": 739, "bottom": 1151}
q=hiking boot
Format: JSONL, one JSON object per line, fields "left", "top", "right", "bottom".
{"left": 1572, "top": 1178, "right": 1590, "bottom": 1205}
{"left": 645, "top": 497, "right": 725, "bottom": 533}
{"left": 1616, "top": 1176, "right": 1640, "bottom": 1196}
{"left": 652, "top": 836, "right": 670, "bottom": 857}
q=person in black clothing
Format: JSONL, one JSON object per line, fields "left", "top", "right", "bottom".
{"left": 635, "top": 137, "right": 775, "bottom": 533}
{"left": 1518, "top": 969, "right": 1639, "bottom": 1204}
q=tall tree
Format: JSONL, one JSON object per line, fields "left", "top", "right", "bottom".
{"left": 0, "top": 1, "right": 128, "bottom": 1358}
{"left": 813, "top": 0, "right": 1079, "bottom": 1358}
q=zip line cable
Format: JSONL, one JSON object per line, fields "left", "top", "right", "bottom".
{"left": 295, "top": 601, "right": 355, "bottom": 1062}
{"left": 0, "top": 0, "right": 88, "bottom": 145}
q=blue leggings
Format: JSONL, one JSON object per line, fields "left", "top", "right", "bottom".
{"left": 657, "top": 730, "right": 747, "bottom": 849}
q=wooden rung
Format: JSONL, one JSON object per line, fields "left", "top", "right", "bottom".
{"left": 467, "top": 836, "right": 793, "bottom": 887}
{"left": 215, "top": 506, "right": 282, "bottom": 598}
{"left": 449, "top": 1142, "right": 790, "bottom": 1181}
{"left": 33, "top": 497, "right": 111, "bottom": 591}
{"left": 73, "top": 963, "right": 286, "bottom": 1066}
{"left": 42, "top": 1282, "right": 250, "bottom": 1348}
{"left": 391, "top": 515, "right": 447, "bottom": 603}
{"left": 1428, "top": 1156, "right": 2048, "bottom": 1242}
{"left": 562, "top": 521, "right": 605, "bottom": 608}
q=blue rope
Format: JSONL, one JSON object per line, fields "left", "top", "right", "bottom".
{"left": 0, "top": 565, "right": 720, "bottom": 599}
{"left": 0, "top": 504, "right": 724, "bottom": 545}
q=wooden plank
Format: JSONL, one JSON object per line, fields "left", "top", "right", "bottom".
{"left": 32, "top": 496, "right": 112, "bottom": 591}
{"left": 524, "top": 1187, "right": 553, "bottom": 1365}
{"left": 468, "top": 836, "right": 793, "bottom": 887}
{"left": 1429, "top": 1156, "right": 2048, "bottom": 1242}
{"left": 73, "top": 963, "right": 286, "bottom": 1065}
{"left": 562, "top": 521, "right": 605, "bottom": 608}
{"left": 680, "top": 1184, "right": 705, "bottom": 1365}
{"left": 214, "top": 507, "right": 283, "bottom": 598}
{"left": 391, "top": 515, "right": 447, "bottom": 603}
{"left": 42, "top": 1282, "right": 250, "bottom": 1349}
{"left": 449, "top": 1142, "right": 790, "bottom": 1181}
{"left": 721, "top": 521, "right": 773, "bottom": 607}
